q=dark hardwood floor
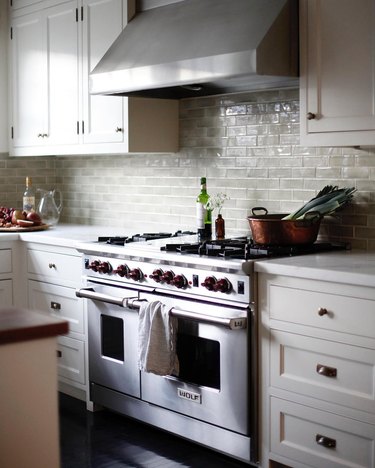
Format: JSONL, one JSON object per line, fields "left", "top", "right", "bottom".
{"left": 59, "top": 393, "right": 251, "bottom": 468}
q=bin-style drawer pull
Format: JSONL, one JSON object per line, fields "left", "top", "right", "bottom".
{"left": 316, "top": 364, "right": 337, "bottom": 378}
{"left": 318, "top": 307, "right": 328, "bottom": 316}
{"left": 51, "top": 301, "right": 61, "bottom": 311}
{"left": 316, "top": 434, "right": 336, "bottom": 449}
{"left": 49, "top": 263, "right": 56, "bottom": 269}
{"left": 56, "top": 350, "right": 62, "bottom": 358}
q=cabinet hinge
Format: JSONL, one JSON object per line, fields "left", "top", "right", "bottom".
{"left": 11, "top": 126, "right": 14, "bottom": 140}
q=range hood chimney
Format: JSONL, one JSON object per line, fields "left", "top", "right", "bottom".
{"left": 90, "top": 0, "right": 299, "bottom": 99}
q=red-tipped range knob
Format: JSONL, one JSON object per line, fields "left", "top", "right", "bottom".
{"left": 213, "top": 278, "right": 232, "bottom": 293}
{"left": 88, "top": 260, "right": 101, "bottom": 272}
{"left": 201, "top": 276, "right": 217, "bottom": 291}
{"left": 160, "top": 270, "right": 175, "bottom": 284}
{"left": 149, "top": 268, "right": 164, "bottom": 282}
{"left": 97, "top": 261, "right": 112, "bottom": 274}
{"left": 171, "top": 274, "right": 188, "bottom": 289}
{"left": 129, "top": 268, "right": 143, "bottom": 281}
{"left": 113, "top": 264, "right": 130, "bottom": 278}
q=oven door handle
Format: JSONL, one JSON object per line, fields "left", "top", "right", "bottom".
{"left": 75, "top": 287, "right": 133, "bottom": 308}
{"left": 126, "top": 298, "right": 247, "bottom": 330}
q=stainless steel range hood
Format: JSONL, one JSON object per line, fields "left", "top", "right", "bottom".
{"left": 90, "top": 0, "right": 299, "bottom": 99}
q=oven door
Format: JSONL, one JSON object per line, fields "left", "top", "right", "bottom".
{"left": 83, "top": 281, "right": 141, "bottom": 398}
{"left": 139, "top": 292, "right": 250, "bottom": 435}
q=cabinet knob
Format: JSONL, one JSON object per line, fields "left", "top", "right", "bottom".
{"left": 307, "top": 112, "right": 316, "bottom": 120}
{"left": 56, "top": 350, "right": 62, "bottom": 358}
{"left": 318, "top": 307, "right": 328, "bottom": 316}
{"left": 316, "top": 434, "right": 336, "bottom": 449}
{"left": 50, "top": 301, "right": 61, "bottom": 310}
{"left": 49, "top": 263, "right": 56, "bottom": 269}
{"left": 43, "top": 133, "right": 48, "bottom": 138}
{"left": 316, "top": 363, "right": 337, "bottom": 378}
{"left": 115, "top": 127, "right": 123, "bottom": 133}
{"left": 37, "top": 133, "right": 43, "bottom": 138}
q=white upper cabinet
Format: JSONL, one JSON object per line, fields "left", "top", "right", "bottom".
{"left": 9, "top": 0, "right": 179, "bottom": 156}
{"left": 11, "top": 1, "right": 79, "bottom": 149}
{"left": 300, "top": 0, "right": 375, "bottom": 146}
{"left": 0, "top": 1, "right": 8, "bottom": 153}
{"left": 82, "top": 0, "right": 124, "bottom": 145}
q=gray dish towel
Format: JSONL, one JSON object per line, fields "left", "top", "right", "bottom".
{"left": 138, "top": 300, "right": 179, "bottom": 376}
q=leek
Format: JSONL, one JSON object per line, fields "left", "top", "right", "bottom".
{"left": 283, "top": 186, "right": 356, "bottom": 220}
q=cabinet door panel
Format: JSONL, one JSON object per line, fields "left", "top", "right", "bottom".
{"left": 46, "top": 1, "right": 80, "bottom": 145}
{"left": 11, "top": 12, "right": 46, "bottom": 147}
{"left": 82, "top": 0, "right": 125, "bottom": 144}
{"left": 0, "top": 280, "right": 13, "bottom": 307}
{"left": 300, "top": 0, "right": 375, "bottom": 145}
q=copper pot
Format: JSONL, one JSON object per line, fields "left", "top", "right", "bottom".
{"left": 247, "top": 207, "right": 322, "bottom": 245}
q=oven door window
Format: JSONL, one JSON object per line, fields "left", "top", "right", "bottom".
{"left": 177, "top": 333, "right": 220, "bottom": 390}
{"left": 101, "top": 315, "right": 124, "bottom": 362}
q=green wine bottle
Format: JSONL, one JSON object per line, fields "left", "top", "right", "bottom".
{"left": 196, "top": 177, "right": 212, "bottom": 240}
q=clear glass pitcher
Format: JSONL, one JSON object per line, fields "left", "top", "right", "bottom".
{"left": 37, "top": 189, "right": 63, "bottom": 226}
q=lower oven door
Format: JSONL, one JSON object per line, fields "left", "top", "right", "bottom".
{"left": 84, "top": 282, "right": 141, "bottom": 398}
{"left": 139, "top": 292, "right": 250, "bottom": 435}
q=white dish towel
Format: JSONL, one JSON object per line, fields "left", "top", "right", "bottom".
{"left": 138, "top": 300, "right": 179, "bottom": 376}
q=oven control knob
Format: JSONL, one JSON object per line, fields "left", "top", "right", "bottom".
{"left": 129, "top": 268, "right": 143, "bottom": 281}
{"left": 98, "top": 261, "right": 112, "bottom": 274}
{"left": 88, "top": 260, "right": 101, "bottom": 272}
{"left": 171, "top": 274, "right": 188, "bottom": 289}
{"left": 149, "top": 268, "right": 164, "bottom": 282}
{"left": 160, "top": 270, "right": 175, "bottom": 284}
{"left": 201, "top": 276, "right": 217, "bottom": 291}
{"left": 213, "top": 278, "right": 232, "bottom": 293}
{"left": 113, "top": 264, "right": 130, "bottom": 278}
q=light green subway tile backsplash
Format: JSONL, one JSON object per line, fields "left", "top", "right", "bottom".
{"left": 1, "top": 87, "right": 375, "bottom": 248}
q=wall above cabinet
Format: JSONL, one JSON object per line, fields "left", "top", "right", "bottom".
{"left": 8, "top": 0, "right": 178, "bottom": 156}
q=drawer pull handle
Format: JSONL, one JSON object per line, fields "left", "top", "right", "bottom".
{"left": 318, "top": 307, "right": 328, "bottom": 316}
{"left": 49, "top": 263, "right": 56, "bottom": 269}
{"left": 317, "top": 364, "right": 337, "bottom": 378}
{"left": 51, "top": 301, "right": 61, "bottom": 311}
{"left": 56, "top": 350, "right": 62, "bottom": 358}
{"left": 316, "top": 434, "right": 336, "bottom": 449}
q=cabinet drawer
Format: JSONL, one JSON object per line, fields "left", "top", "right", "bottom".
{"left": 0, "top": 249, "right": 12, "bottom": 274}
{"left": 27, "top": 248, "right": 81, "bottom": 285}
{"left": 28, "top": 280, "right": 84, "bottom": 335}
{"left": 269, "top": 284, "right": 375, "bottom": 339}
{"left": 271, "top": 397, "right": 375, "bottom": 468}
{"left": 270, "top": 330, "right": 375, "bottom": 414}
{"left": 0, "top": 280, "right": 13, "bottom": 307}
{"left": 57, "top": 335, "right": 85, "bottom": 385}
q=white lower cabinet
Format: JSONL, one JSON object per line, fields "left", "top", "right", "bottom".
{"left": 0, "top": 280, "right": 13, "bottom": 307}
{"left": 26, "top": 243, "right": 87, "bottom": 400}
{"left": 260, "top": 274, "right": 375, "bottom": 468}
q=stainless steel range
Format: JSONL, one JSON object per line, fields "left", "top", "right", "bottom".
{"left": 76, "top": 232, "right": 348, "bottom": 465}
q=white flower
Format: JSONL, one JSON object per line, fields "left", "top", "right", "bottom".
{"left": 205, "top": 192, "right": 230, "bottom": 214}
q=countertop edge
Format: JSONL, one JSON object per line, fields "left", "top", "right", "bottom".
{"left": 0, "top": 308, "right": 69, "bottom": 346}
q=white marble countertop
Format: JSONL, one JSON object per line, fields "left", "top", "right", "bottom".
{"left": 2, "top": 224, "right": 375, "bottom": 287}
{"left": 254, "top": 250, "right": 375, "bottom": 288}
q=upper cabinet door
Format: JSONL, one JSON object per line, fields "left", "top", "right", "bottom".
{"left": 81, "top": 0, "right": 125, "bottom": 145}
{"left": 300, "top": 0, "right": 375, "bottom": 146}
{"left": 11, "top": 11, "right": 47, "bottom": 147}
{"left": 45, "top": 1, "right": 80, "bottom": 146}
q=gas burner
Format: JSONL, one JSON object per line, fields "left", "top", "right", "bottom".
{"left": 98, "top": 230, "right": 196, "bottom": 246}
{"left": 162, "top": 237, "right": 350, "bottom": 260}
